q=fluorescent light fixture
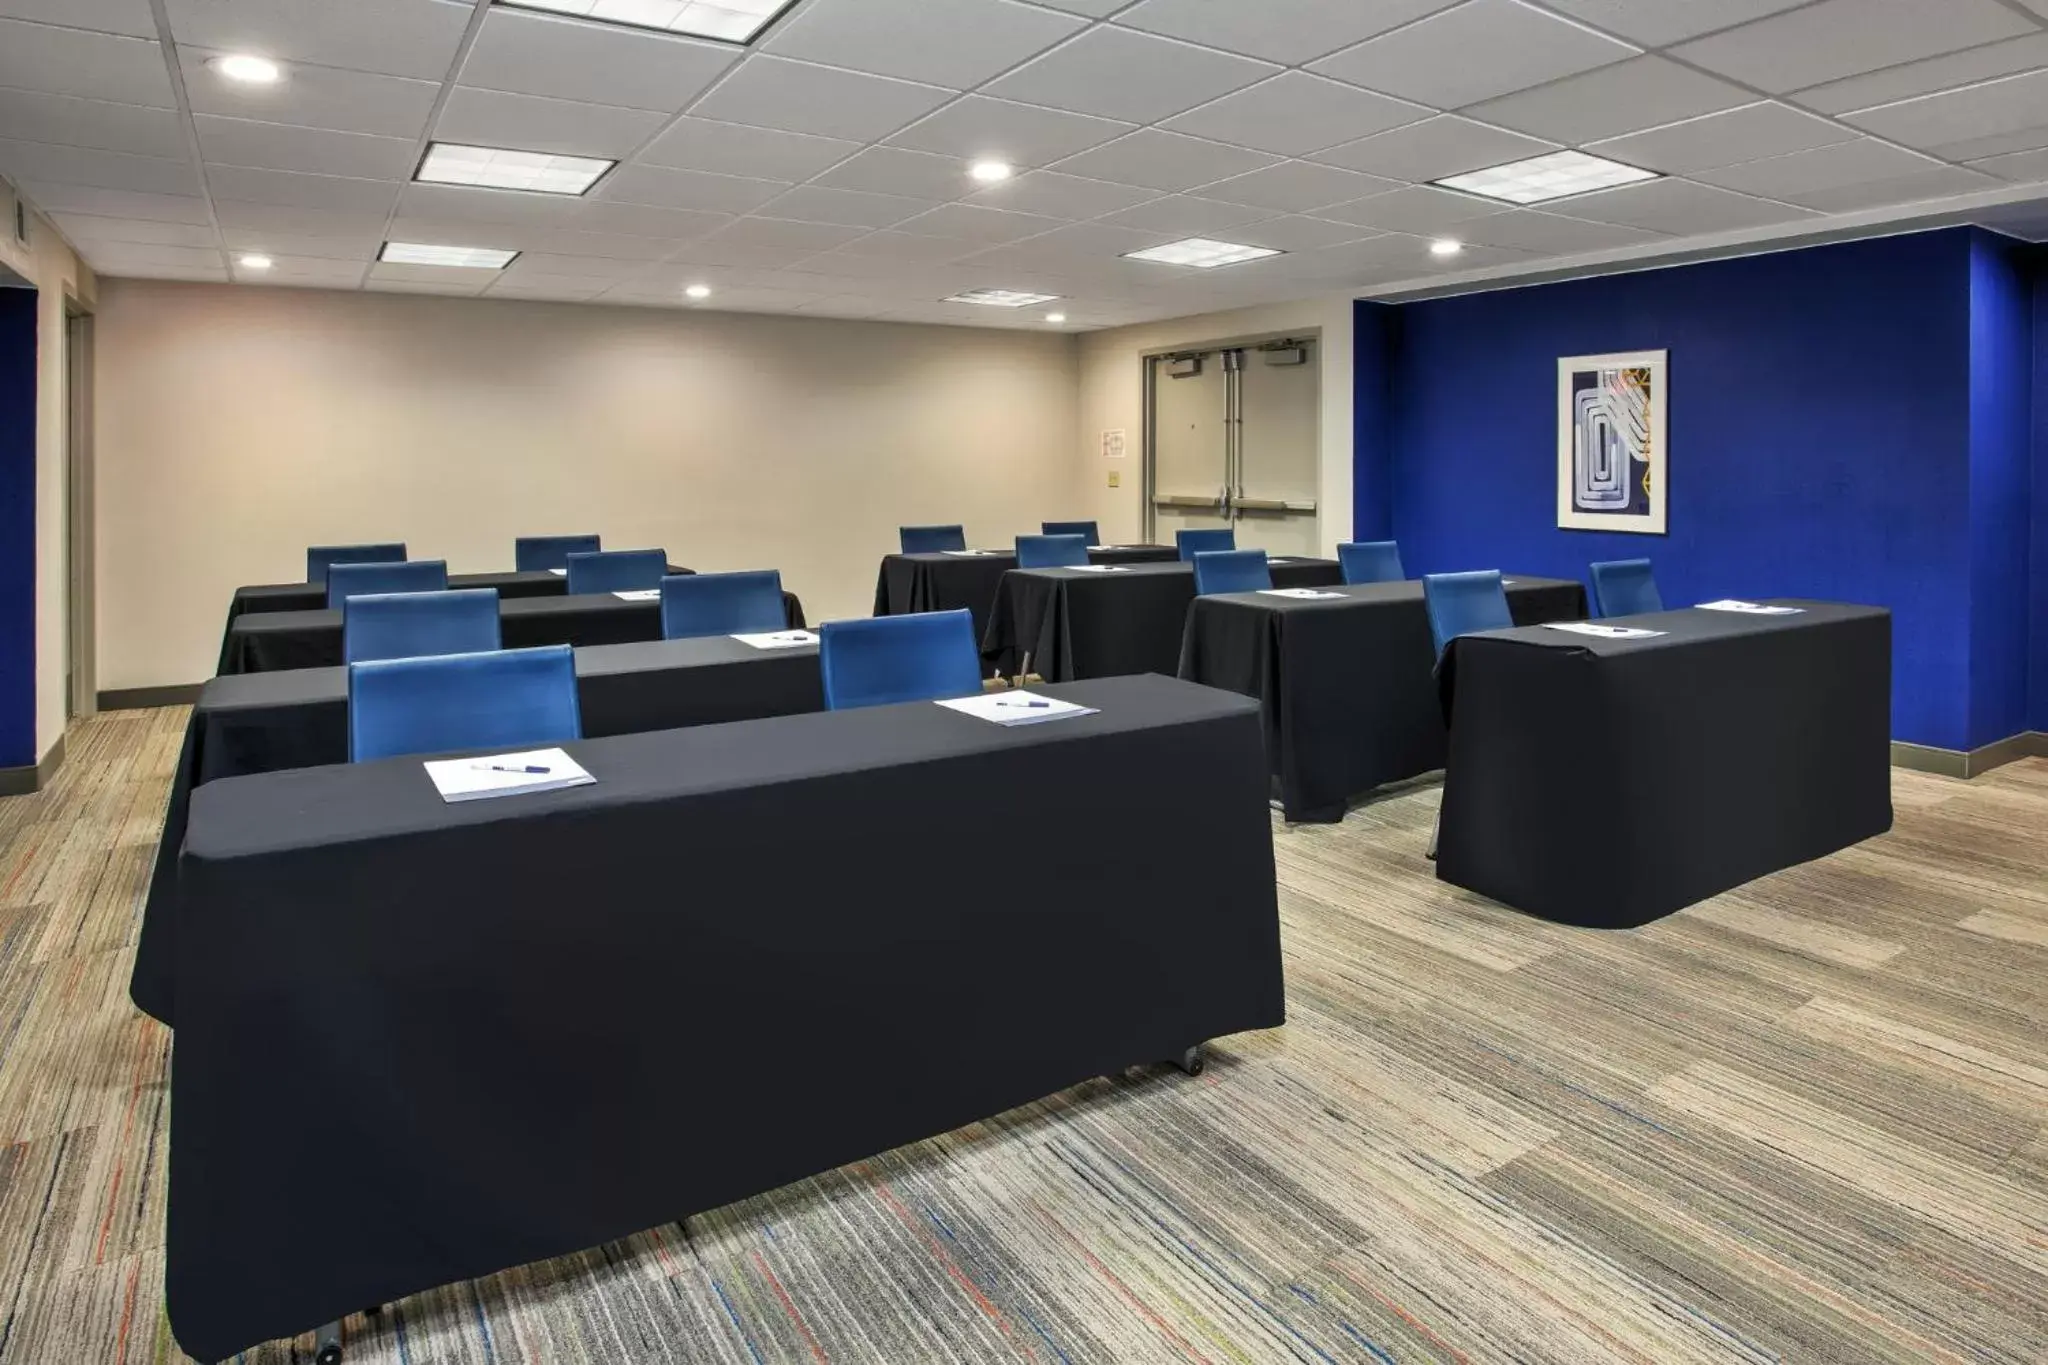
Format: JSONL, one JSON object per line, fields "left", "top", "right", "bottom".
{"left": 1045, "top": 312, "right": 1066, "bottom": 324}
{"left": 380, "top": 242, "right": 519, "bottom": 269}
{"left": 237, "top": 254, "right": 273, "bottom": 270}
{"left": 685, "top": 284, "right": 712, "bottom": 299}
{"left": 210, "top": 54, "right": 282, "bottom": 84}
{"left": 1122, "top": 238, "right": 1282, "bottom": 270}
{"left": 969, "top": 160, "right": 1014, "bottom": 184}
{"left": 1429, "top": 238, "right": 1463, "bottom": 258}
{"left": 416, "top": 142, "right": 613, "bottom": 196}
{"left": 494, "top": 0, "right": 797, "bottom": 43}
{"left": 944, "top": 288, "right": 1061, "bottom": 308}
{"left": 1434, "top": 150, "right": 1656, "bottom": 205}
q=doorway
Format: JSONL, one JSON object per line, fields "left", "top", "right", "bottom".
{"left": 64, "top": 303, "right": 94, "bottom": 720}
{"left": 1145, "top": 337, "right": 1320, "bottom": 557}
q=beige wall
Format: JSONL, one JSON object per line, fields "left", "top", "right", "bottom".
{"left": 93, "top": 280, "right": 1082, "bottom": 690}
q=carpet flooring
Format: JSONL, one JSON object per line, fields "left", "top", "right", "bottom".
{"left": 1, "top": 707, "right": 2043, "bottom": 1363}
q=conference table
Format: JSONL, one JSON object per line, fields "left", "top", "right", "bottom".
{"left": 163, "top": 674, "right": 1284, "bottom": 1363}
{"left": 872, "top": 545, "right": 1179, "bottom": 650}
{"left": 134, "top": 634, "right": 828, "bottom": 1027}
{"left": 983, "top": 557, "right": 1346, "bottom": 681}
{"left": 1178, "top": 575, "right": 1587, "bottom": 821}
{"left": 1436, "top": 600, "right": 1893, "bottom": 927}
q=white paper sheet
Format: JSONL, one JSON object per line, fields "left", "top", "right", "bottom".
{"left": 1066, "top": 565, "right": 1130, "bottom": 573}
{"left": 940, "top": 549, "right": 996, "bottom": 557}
{"left": 1695, "top": 600, "right": 1804, "bottom": 615}
{"left": 1541, "top": 621, "right": 1666, "bottom": 640}
{"left": 1258, "top": 588, "right": 1345, "bottom": 600}
{"left": 547, "top": 568, "right": 567, "bottom": 576}
{"left": 612, "top": 589, "right": 661, "bottom": 601}
{"left": 424, "top": 748, "right": 594, "bottom": 803}
{"left": 732, "top": 630, "right": 818, "bottom": 650}
{"left": 936, "top": 691, "right": 1098, "bottom": 727}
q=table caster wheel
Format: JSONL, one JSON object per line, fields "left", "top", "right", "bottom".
{"left": 314, "top": 1320, "right": 343, "bottom": 1364}
{"left": 315, "top": 1344, "right": 343, "bottom": 1365}
{"left": 1173, "top": 1046, "right": 1204, "bottom": 1076}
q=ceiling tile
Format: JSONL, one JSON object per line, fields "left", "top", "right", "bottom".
{"left": 1192, "top": 161, "right": 1399, "bottom": 212}
{"left": 0, "top": 89, "right": 186, "bottom": 159}
{"left": 195, "top": 116, "right": 419, "bottom": 181}
{"left": 434, "top": 87, "right": 670, "bottom": 160}
{"left": 1465, "top": 56, "right": 1750, "bottom": 145}
{"left": 0, "top": 0, "right": 156, "bottom": 36}
{"left": 1314, "top": 184, "right": 1502, "bottom": 232}
{"left": 181, "top": 46, "right": 439, "bottom": 139}
{"left": 51, "top": 213, "right": 219, "bottom": 248}
{"left": 1969, "top": 148, "right": 2048, "bottom": 182}
{"left": 218, "top": 225, "right": 383, "bottom": 259}
{"left": 1792, "top": 34, "right": 2048, "bottom": 115}
{"left": 79, "top": 243, "right": 228, "bottom": 277}
{"left": 237, "top": 255, "right": 368, "bottom": 285}
{"left": 985, "top": 26, "right": 1279, "bottom": 125}
{"left": 522, "top": 226, "right": 683, "bottom": 259}
{"left": 1309, "top": 0, "right": 1637, "bottom": 111}
{"left": 1532, "top": 0, "right": 1809, "bottom": 45}
{"left": 1165, "top": 73, "right": 1427, "bottom": 158}
{"left": 963, "top": 169, "right": 1161, "bottom": 218}
{"left": 822, "top": 232, "right": 978, "bottom": 263}
{"left": 398, "top": 181, "right": 587, "bottom": 225}
{"left": 765, "top": 0, "right": 1084, "bottom": 89}
{"left": 369, "top": 262, "right": 496, "bottom": 292}
{"left": 639, "top": 119, "right": 861, "bottom": 181}
{"left": 164, "top": 0, "right": 473, "bottom": 81}
{"left": 1312, "top": 116, "right": 1555, "bottom": 182}
{"left": 217, "top": 201, "right": 393, "bottom": 234}
{"left": 1451, "top": 209, "right": 1666, "bottom": 252}
{"left": 459, "top": 6, "right": 738, "bottom": 113}
{"left": 566, "top": 199, "right": 731, "bottom": 239}
{"left": 689, "top": 55, "right": 954, "bottom": 143}
{"left": 1553, "top": 178, "right": 1817, "bottom": 232}
{"left": 1669, "top": 0, "right": 2036, "bottom": 95}
{"left": 888, "top": 96, "right": 1135, "bottom": 168}
{"left": 1228, "top": 215, "right": 1380, "bottom": 251}
{"left": 1116, "top": 0, "right": 1461, "bottom": 66}
{"left": 1842, "top": 71, "right": 2048, "bottom": 154}
{"left": 1093, "top": 195, "right": 1277, "bottom": 236}
{"left": 660, "top": 230, "right": 819, "bottom": 269}
{"left": 1586, "top": 103, "right": 1857, "bottom": 174}
{"left": 0, "top": 20, "right": 173, "bottom": 107}
{"left": 1049, "top": 129, "right": 1281, "bottom": 192}
{"left": 206, "top": 165, "right": 405, "bottom": 213}
{"left": 598, "top": 164, "right": 789, "bottom": 213}
{"left": 891, "top": 203, "right": 1068, "bottom": 243}
{"left": 1692, "top": 137, "right": 1949, "bottom": 197}
{"left": 1921, "top": 125, "right": 2048, "bottom": 163}
{"left": 813, "top": 147, "right": 982, "bottom": 201}
{"left": 498, "top": 252, "right": 647, "bottom": 279}
{"left": 961, "top": 221, "right": 1186, "bottom": 269}
{"left": 755, "top": 185, "right": 939, "bottom": 228}
{"left": 1780, "top": 165, "right": 2001, "bottom": 212}
{"left": 0, "top": 140, "right": 199, "bottom": 197}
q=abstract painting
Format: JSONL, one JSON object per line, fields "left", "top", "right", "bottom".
{"left": 1557, "top": 350, "right": 1667, "bottom": 534}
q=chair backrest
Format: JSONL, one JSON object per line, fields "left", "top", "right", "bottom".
{"left": 1015, "top": 534, "right": 1089, "bottom": 570}
{"left": 1176, "top": 527, "right": 1236, "bottom": 561}
{"left": 565, "top": 548, "right": 668, "bottom": 595}
{"left": 348, "top": 645, "right": 581, "bottom": 762}
{"left": 515, "top": 534, "right": 601, "bottom": 573}
{"left": 1338, "top": 539, "right": 1405, "bottom": 585}
{"left": 1422, "top": 570, "right": 1513, "bottom": 658}
{"left": 344, "top": 588, "right": 501, "bottom": 664}
{"left": 325, "top": 559, "right": 448, "bottom": 609}
{"left": 660, "top": 570, "right": 786, "bottom": 640}
{"left": 818, "top": 609, "right": 982, "bottom": 711}
{"left": 1589, "top": 557, "right": 1663, "bottom": 618}
{"left": 1192, "top": 549, "right": 1272, "bottom": 595}
{"left": 1042, "top": 520, "right": 1099, "bottom": 545}
{"left": 900, "top": 524, "right": 967, "bottom": 554}
{"left": 308, "top": 542, "right": 405, "bottom": 584}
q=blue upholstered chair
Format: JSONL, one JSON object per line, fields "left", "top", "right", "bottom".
{"left": 1338, "top": 540, "right": 1405, "bottom": 585}
{"left": 819, "top": 609, "right": 982, "bottom": 711}
{"left": 1192, "top": 549, "right": 1272, "bottom": 595}
{"left": 308, "top": 543, "right": 406, "bottom": 584}
{"left": 565, "top": 549, "right": 668, "bottom": 595}
{"left": 1423, "top": 570, "right": 1513, "bottom": 660}
{"left": 1015, "top": 534, "right": 1089, "bottom": 570}
{"left": 900, "top": 524, "right": 967, "bottom": 554}
{"left": 1042, "top": 520, "right": 1099, "bottom": 545}
{"left": 347, "top": 645, "right": 581, "bottom": 762}
{"left": 660, "top": 570, "right": 786, "bottom": 640}
{"left": 343, "top": 588, "right": 501, "bottom": 664}
{"left": 325, "top": 559, "right": 448, "bottom": 609}
{"left": 1589, "top": 558, "right": 1663, "bottom": 618}
{"left": 1176, "top": 527, "right": 1236, "bottom": 561}
{"left": 515, "top": 534, "right": 601, "bottom": 573}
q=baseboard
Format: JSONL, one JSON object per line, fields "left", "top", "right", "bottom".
{"left": 0, "top": 732, "right": 65, "bottom": 797}
{"left": 1891, "top": 732, "right": 2046, "bottom": 779}
{"left": 97, "top": 683, "right": 204, "bottom": 711}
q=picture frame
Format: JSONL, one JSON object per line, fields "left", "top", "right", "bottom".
{"left": 1557, "top": 349, "right": 1667, "bottom": 535}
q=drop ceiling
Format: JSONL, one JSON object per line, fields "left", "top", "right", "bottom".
{"left": 3, "top": 0, "right": 2046, "bottom": 330}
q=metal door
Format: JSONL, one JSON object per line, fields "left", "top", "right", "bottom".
{"left": 1146, "top": 340, "right": 1319, "bottom": 553}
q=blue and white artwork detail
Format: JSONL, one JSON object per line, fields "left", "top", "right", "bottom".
{"left": 1557, "top": 350, "right": 1667, "bottom": 535}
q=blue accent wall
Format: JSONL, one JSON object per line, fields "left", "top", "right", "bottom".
{"left": 2032, "top": 254, "right": 2048, "bottom": 735}
{"left": 1966, "top": 234, "right": 2033, "bottom": 749}
{"left": 0, "top": 288, "right": 35, "bottom": 769}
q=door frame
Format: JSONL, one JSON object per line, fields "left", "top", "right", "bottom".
{"left": 63, "top": 296, "right": 94, "bottom": 721}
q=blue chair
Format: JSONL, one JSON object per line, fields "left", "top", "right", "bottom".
{"left": 308, "top": 543, "right": 405, "bottom": 584}
{"left": 565, "top": 548, "right": 668, "bottom": 594}
{"left": 1176, "top": 527, "right": 1236, "bottom": 561}
{"left": 819, "top": 610, "right": 982, "bottom": 711}
{"left": 900, "top": 524, "right": 967, "bottom": 554}
{"left": 325, "top": 559, "right": 448, "bottom": 609}
{"left": 1590, "top": 558, "right": 1663, "bottom": 618}
{"left": 1192, "top": 549, "right": 1272, "bottom": 595}
{"left": 343, "top": 588, "right": 501, "bottom": 664}
{"left": 1338, "top": 540, "right": 1405, "bottom": 585}
{"left": 660, "top": 570, "right": 786, "bottom": 639}
{"left": 1042, "top": 520, "right": 1099, "bottom": 545}
{"left": 515, "top": 534, "right": 601, "bottom": 573}
{"left": 1015, "top": 534, "right": 1089, "bottom": 569}
{"left": 1422, "top": 570, "right": 1513, "bottom": 660}
{"left": 348, "top": 645, "right": 581, "bottom": 762}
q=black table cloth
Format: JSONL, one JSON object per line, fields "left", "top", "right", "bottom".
{"left": 872, "top": 545, "right": 1177, "bottom": 651}
{"left": 984, "top": 557, "right": 1345, "bottom": 681}
{"left": 166, "top": 674, "right": 1283, "bottom": 1362}
{"left": 1436, "top": 601, "right": 1893, "bottom": 927}
{"left": 1179, "top": 576, "right": 1587, "bottom": 821}
{"left": 219, "top": 589, "right": 804, "bottom": 675}
{"left": 135, "top": 635, "right": 827, "bottom": 1027}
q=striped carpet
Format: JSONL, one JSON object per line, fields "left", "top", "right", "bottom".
{"left": 1, "top": 707, "right": 2044, "bottom": 1363}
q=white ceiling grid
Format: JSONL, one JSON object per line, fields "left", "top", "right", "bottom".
{"left": 0, "top": 0, "right": 2042, "bottom": 328}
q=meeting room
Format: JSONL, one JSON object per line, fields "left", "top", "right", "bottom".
{"left": 2, "top": 0, "right": 2046, "bottom": 1361}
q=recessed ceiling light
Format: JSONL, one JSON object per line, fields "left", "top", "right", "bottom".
{"left": 944, "top": 288, "right": 1061, "bottom": 308}
{"left": 1045, "top": 312, "right": 1066, "bottom": 324}
{"left": 1434, "top": 150, "right": 1657, "bottom": 205}
{"left": 494, "top": 0, "right": 797, "bottom": 43}
{"left": 416, "top": 142, "right": 614, "bottom": 196}
{"left": 238, "top": 254, "right": 273, "bottom": 270}
{"left": 380, "top": 242, "right": 519, "bottom": 269}
{"left": 969, "top": 160, "right": 1014, "bottom": 184}
{"left": 210, "top": 54, "right": 282, "bottom": 84}
{"left": 685, "top": 284, "right": 712, "bottom": 299}
{"left": 1123, "top": 238, "right": 1283, "bottom": 270}
{"left": 1429, "top": 239, "right": 1463, "bottom": 258}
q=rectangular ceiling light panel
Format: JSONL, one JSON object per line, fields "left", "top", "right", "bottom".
{"left": 945, "top": 288, "right": 1062, "bottom": 307}
{"left": 417, "top": 143, "right": 615, "bottom": 196}
{"left": 1122, "top": 238, "right": 1282, "bottom": 269}
{"left": 496, "top": 0, "right": 795, "bottom": 43}
{"left": 1435, "top": 150, "right": 1657, "bottom": 205}
{"left": 381, "top": 242, "right": 521, "bottom": 268}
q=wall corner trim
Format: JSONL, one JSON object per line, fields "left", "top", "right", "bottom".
{"left": 1890, "top": 732, "right": 2046, "bottom": 779}
{"left": 97, "top": 684, "right": 204, "bottom": 711}
{"left": 0, "top": 731, "right": 64, "bottom": 797}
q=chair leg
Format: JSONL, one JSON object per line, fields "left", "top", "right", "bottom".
{"left": 1426, "top": 806, "right": 1441, "bottom": 861}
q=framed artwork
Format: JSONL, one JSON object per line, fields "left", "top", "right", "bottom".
{"left": 1557, "top": 350, "right": 1667, "bottom": 535}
